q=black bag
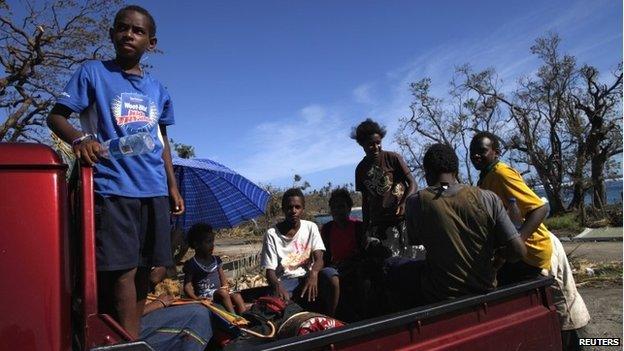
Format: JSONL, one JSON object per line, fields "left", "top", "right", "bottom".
{"left": 221, "top": 299, "right": 304, "bottom": 350}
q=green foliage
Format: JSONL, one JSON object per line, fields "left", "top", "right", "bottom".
{"left": 544, "top": 212, "right": 582, "bottom": 232}
{"left": 170, "top": 139, "right": 195, "bottom": 159}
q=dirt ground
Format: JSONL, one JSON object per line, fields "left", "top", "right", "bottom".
{"left": 562, "top": 241, "right": 623, "bottom": 350}
{"left": 562, "top": 241, "right": 622, "bottom": 263}
{"left": 578, "top": 287, "right": 622, "bottom": 350}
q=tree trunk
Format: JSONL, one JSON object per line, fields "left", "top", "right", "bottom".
{"left": 544, "top": 185, "right": 566, "bottom": 215}
{"left": 568, "top": 142, "right": 588, "bottom": 210}
{"left": 536, "top": 172, "right": 566, "bottom": 215}
{"left": 0, "top": 98, "right": 32, "bottom": 141}
{"left": 568, "top": 181, "right": 585, "bottom": 210}
{"left": 591, "top": 154, "right": 608, "bottom": 208}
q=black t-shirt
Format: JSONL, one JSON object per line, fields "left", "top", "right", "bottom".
{"left": 355, "top": 150, "right": 411, "bottom": 224}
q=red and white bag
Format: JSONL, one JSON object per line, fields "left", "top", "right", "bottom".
{"left": 276, "top": 312, "right": 345, "bottom": 339}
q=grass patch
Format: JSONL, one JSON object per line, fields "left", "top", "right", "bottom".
{"left": 545, "top": 212, "right": 583, "bottom": 232}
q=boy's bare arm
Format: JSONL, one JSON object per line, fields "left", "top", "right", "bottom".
{"left": 217, "top": 266, "right": 230, "bottom": 290}
{"left": 301, "top": 250, "right": 324, "bottom": 302}
{"left": 518, "top": 203, "right": 549, "bottom": 241}
{"left": 309, "top": 249, "right": 324, "bottom": 274}
{"left": 183, "top": 279, "right": 198, "bottom": 299}
{"left": 158, "top": 125, "right": 184, "bottom": 215}
{"left": 143, "top": 294, "right": 173, "bottom": 315}
{"left": 266, "top": 269, "right": 289, "bottom": 301}
{"left": 47, "top": 104, "right": 101, "bottom": 166}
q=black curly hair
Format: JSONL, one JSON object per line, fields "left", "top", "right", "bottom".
{"left": 351, "top": 118, "right": 387, "bottom": 144}
{"left": 423, "top": 143, "right": 459, "bottom": 176}
{"left": 187, "top": 223, "right": 213, "bottom": 249}
{"left": 470, "top": 131, "right": 502, "bottom": 153}
{"left": 329, "top": 188, "right": 353, "bottom": 209}
{"left": 282, "top": 188, "right": 305, "bottom": 208}
{"left": 114, "top": 5, "right": 157, "bottom": 37}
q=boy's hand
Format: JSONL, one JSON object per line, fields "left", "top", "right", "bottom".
{"left": 74, "top": 139, "right": 102, "bottom": 166}
{"left": 396, "top": 203, "right": 406, "bottom": 216}
{"left": 157, "top": 294, "right": 174, "bottom": 307}
{"left": 169, "top": 187, "right": 185, "bottom": 215}
{"left": 301, "top": 271, "right": 319, "bottom": 302}
{"left": 273, "top": 284, "right": 290, "bottom": 301}
{"left": 492, "top": 254, "right": 506, "bottom": 270}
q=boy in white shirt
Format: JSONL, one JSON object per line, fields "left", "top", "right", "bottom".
{"left": 261, "top": 188, "right": 340, "bottom": 316}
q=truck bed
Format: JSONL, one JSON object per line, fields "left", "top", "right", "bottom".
{"left": 234, "top": 277, "right": 561, "bottom": 351}
{"left": 0, "top": 144, "right": 562, "bottom": 351}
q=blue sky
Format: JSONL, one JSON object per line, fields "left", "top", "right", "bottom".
{"left": 133, "top": 0, "right": 621, "bottom": 189}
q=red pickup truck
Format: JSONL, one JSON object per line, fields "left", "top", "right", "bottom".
{"left": 0, "top": 143, "right": 563, "bottom": 351}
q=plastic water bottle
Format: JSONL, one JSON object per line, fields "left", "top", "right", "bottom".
{"left": 100, "top": 133, "right": 155, "bottom": 159}
{"left": 507, "top": 197, "right": 524, "bottom": 230}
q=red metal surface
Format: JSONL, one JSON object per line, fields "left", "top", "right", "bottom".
{"left": 86, "top": 314, "right": 134, "bottom": 348}
{"left": 0, "top": 142, "right": 62, "bottom": 165}
{"left": 328, "top": 288, "right": 561, "bottom": 351}
{"left": 80, "top": 166, "right": 98, "bottom": 318}
{"left": 0, "top": 143, "right": 70, "bottom": 351}
{"left": 78, "top": 165, "right": 134, "bottom": 348}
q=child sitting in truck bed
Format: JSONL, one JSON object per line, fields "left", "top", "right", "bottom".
{"left": 183, "top": 223, "right": 246, "bottom": 314}
{"left": 261, "top": 188, "right": 340, "bottom": 316}
{"left": 321, "top": 188, "right": 368, "bottom": 320}
{"left": 321, "top": 188, "right": 366, "bottom": 268}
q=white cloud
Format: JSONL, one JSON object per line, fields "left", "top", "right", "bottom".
{"left": 300, "top": 104, "right": 325, "bottom": 124}
{"left": 352, "top": 83, "right": 375, "bottom": 105}
{"left": 237, "top": 104, "right": 362, "bottom": 182}
{"left": 233, "top": 0, "right": 620, "bottom": 186}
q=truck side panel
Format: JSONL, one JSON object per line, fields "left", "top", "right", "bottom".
{"left": 0, "top": 144, "right": 71, "bottom": 351}
{"left": 250, "top": 279, "right": 561, "bottom": 351}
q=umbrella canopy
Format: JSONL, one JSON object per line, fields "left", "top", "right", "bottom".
{"left": 172, "top": 158, "right": 270, "bottom": 231}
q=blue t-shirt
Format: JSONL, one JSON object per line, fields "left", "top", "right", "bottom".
{"left": 57, "top": 60, "right": 175, "bottom": 197}
{"left": 183, "top": 256, "right": 223, "bottom": 298}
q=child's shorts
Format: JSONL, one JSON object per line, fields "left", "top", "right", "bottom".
{"left": 199, "top": 288, "right": 219, "bottom": 299}
{"left": 95, "top": 194, "right": 172, "bottom": 271}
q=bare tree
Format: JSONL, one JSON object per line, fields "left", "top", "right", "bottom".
{"left": 396, "top": 32, "right": 621, "bottom": 214}
{"left": 0, "top": 0, "right": 121, "bottom": 142}
{"left": 573, "top": 64, "right": 623, "bottom": 208}
{"left": 453, "top": 33, "right": 622, "bottom": 213}
{"left": 396, "top": 78, "right": 452, "bottom": 180}
{"left": 396, "top": 71, "right": 505, "bottom": 185}
{"left": 456, "top": 34, "right": 579, "bottom": 214}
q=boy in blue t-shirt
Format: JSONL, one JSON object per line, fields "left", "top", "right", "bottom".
{"left": 47, "top": 5, "right": 183, "bottom": 338}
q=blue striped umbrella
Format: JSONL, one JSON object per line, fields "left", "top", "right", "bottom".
{"left": 172, "top": 158, "right": 270, "bottom": 231}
